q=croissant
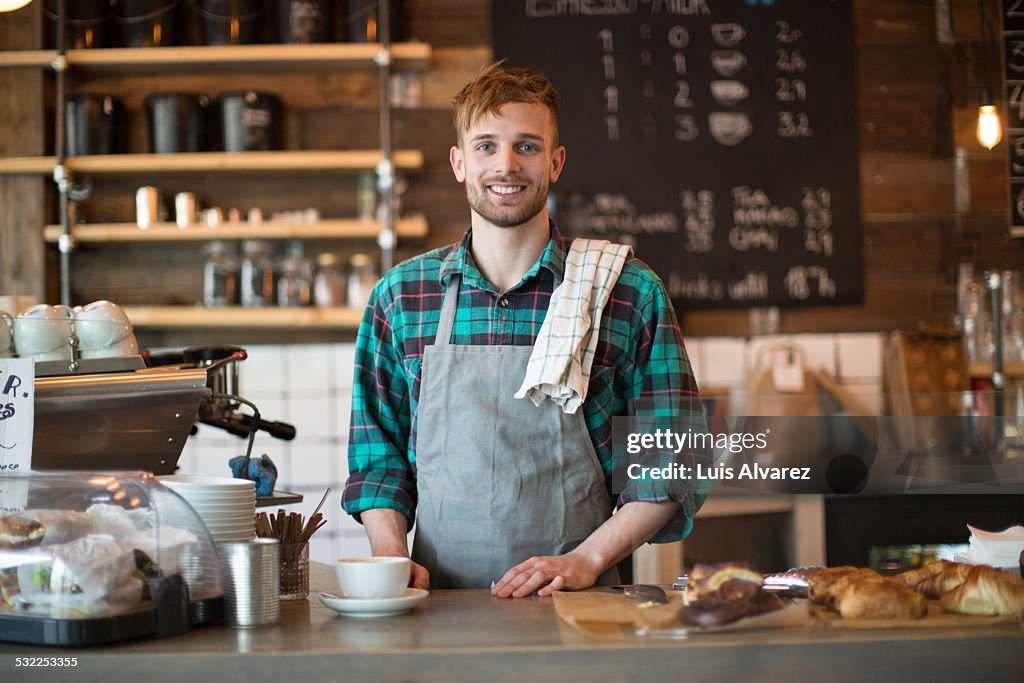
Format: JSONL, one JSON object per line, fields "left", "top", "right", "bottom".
{"left": 939, "top": 565, "right": 1024, "bottom": 617}
{"left": 915, "top": 562, "right": 972, "bottom": 599}
{"left": 806, "top": 566, "right": 879, "bottom": 606}
{"left": 835, "top": 577, "right": 928, "bottom": 620}
{"left": 895, "top": 559, "right": 950, "bottom": 589}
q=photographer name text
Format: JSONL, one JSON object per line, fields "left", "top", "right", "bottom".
{"left": 626, "top": 462, "right": 811, "bottom": 481}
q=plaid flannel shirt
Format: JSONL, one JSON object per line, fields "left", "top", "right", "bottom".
{"left": 342, "top": 223, "right": 709, "bottom": 543}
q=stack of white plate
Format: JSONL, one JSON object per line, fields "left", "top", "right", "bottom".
{"left": 157, "top": 475, "right": 256, "bottom": 543}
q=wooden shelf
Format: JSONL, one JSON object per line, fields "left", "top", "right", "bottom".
{"left": 967, "top": 361, "right": 1024, "bottom": 379}
{"left": 124, "top": 306, "right": 364, "bottom": 330}
{"left": 0, "top": 150, "right": 423, "bottom": 176}
{"left": 44, "top": 215, "right": 427, "bottom": 243}
{"left": 0, "top": 43, "right": 431, "bottom": 73}
{"left": 0, "top": 49, "right": 52, "bottom": 68}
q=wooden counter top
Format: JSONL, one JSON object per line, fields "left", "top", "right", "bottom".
{"left": 0, "top": 563, "right": 1020, "bottom": 682}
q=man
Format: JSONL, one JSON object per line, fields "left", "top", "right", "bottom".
{"left": 343, "top": 62, "right": 708, "bottom": 597}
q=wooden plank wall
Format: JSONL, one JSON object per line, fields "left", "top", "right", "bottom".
{"left": 1, "top": 0, "right": 1022, "bottom": 344}
{"left": 0, "top": 3, "right": 45, "bottom": 302}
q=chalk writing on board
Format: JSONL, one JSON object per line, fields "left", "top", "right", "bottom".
{"left": 494, "top": 0, "right": 863, "bottom": 308}
{"left": 1003, "top": 0, "right": 1024, "bottom": 231}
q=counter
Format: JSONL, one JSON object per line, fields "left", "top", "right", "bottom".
{"left": 0, "top": 563, "right": 1021, "bottom": 682}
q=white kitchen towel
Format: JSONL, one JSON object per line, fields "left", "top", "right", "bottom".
{"left": 515, "top": 239, "right": 632, "bottom": 413}
{"left": 966, "top": 524, "right": 1024, "bottom": 566}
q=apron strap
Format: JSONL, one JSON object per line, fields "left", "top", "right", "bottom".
{"left": 435, "top": 274, "right": 461, "bottom": 346}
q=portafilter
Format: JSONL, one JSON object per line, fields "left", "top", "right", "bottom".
{"left": 144, "top": 345, "right": 296, "bottom": 442}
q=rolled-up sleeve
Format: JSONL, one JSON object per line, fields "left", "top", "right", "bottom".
{"left": 617, "top": 281, "right": 711, "bottom": 543}
{"left": 342, "top": 283, "right": 418, "bottom": 528}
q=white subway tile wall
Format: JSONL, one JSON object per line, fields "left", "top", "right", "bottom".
{"left": 175, "top": 333, "right": 884, "bottom": 565}
{"left": 178, "top": 343, "right": 363, "bottom": 566}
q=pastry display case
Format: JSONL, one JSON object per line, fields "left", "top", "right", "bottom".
{"left": 0, "top": 471, "right": 223, "bottom": 645}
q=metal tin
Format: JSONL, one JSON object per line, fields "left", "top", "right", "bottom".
{"left": 175, "top": 192, "right": 198, "bottom": 229}
{"left": 135, "top": 186, "right": 165, "bottom": 229}
{"left": 221, "top": 538, "right": 280, "bottom": 628}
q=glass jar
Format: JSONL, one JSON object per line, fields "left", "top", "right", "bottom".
{"left": 276, "top": 241, "right": 314, "bottom": 307}
{"left": 357, "top": 172, "right": 377, "bottom": 221}
{"left": 201, "top": 240, "right": 238, "bottom": 307}
{"left": 347, "top": 253, "right": 378, "bottom": 310}
{"left": 279, "top": 541, "right": 310, "bottom": 600}
{"left": 313, "top": 253, "right": 347, "bottom": 307}
{"left": 239, "top": 240, "right": 274, "bottom": 307}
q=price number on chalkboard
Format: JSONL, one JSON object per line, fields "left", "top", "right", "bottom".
{"left": 775, "top": 49, "right": 807, "bottom": 73}
{"left": 784, "top": 266, "right": 837, "bottom": 300}
{"left": 775, "top": 21, "right": 803, "bottom": 44}
{"left": 775, "top": 78, "right": 807, "bottom": 102}
{"left": 777, "top": 112, "right": 813, "bottom": 138}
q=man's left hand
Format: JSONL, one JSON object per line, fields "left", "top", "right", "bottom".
{"left": 491, "top": 552, "right": 603, "bottom": 598}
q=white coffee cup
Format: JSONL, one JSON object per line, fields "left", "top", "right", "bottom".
{"left": 13, "top": 305, "right": 72, "bottom": 356}
{"left": 74, "top": 300, "right": 132, "bottom": 349}
{"left": 81, "top": 333, "right": 139, "bottom": 359}
{"left": 335, "top": 557, "right": 411, "bottom": 599}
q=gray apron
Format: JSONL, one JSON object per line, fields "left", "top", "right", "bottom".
{"left": 412, "top": 274, "right": 619, "bottom": 589}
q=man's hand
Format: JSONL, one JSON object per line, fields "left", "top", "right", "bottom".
{"left": 491, "top": 550, "right": 603, "bottom": 598}
{"left": 491, "top": 501, "right": 681, "bottom": 598}
{"left": 407, "top": 560, "right": 431, "bottom": 589}
{"left": 361, "top": 508, "right": 430, "bottom": 589}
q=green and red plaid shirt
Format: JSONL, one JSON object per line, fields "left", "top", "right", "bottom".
{"left": 343, "top": 223, "right": 709, "bottom": 543}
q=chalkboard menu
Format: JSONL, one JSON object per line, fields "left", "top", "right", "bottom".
{"left": 1003, "top": 1, "right": 1024, "bottom": 236}
{"left": 492, "top": 0, "right": 863, "bottom": 310}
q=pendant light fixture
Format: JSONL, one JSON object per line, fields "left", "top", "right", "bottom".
{"left": 977, "top": 84, "right": 1002, "bottom": 150}
{"left": 973, "top": 0, "right": 1002, "bottom": 150}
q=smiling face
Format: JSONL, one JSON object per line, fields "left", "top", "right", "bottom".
{"left": 450, "top": 102, "right": 566, "bottom": 229}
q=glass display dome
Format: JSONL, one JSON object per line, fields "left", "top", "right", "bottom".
{"left": 0, "top": 471, "right": 224, "bottom": 645}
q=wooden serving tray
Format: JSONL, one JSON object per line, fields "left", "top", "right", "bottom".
{"left": 811, "top": 601, "right": 1019, "bottom": 629}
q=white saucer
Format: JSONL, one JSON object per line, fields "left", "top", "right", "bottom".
{"left": 319, "top": 588, "right": 429, "bottom": 618}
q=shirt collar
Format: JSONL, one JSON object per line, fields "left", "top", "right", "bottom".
{"left": 439, "top": 220, "right": 568, "bottom": 291}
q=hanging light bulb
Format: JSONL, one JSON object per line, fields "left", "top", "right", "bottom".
{"left": 0, "top": 0, "right": 33, "bottom": 12}
{"left": 977, "top": 85, "right": 1002, "bottom": 150}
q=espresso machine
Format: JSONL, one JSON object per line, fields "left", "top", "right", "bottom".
{"left": 32, "top": 345, "right": 296, "bottom": 475}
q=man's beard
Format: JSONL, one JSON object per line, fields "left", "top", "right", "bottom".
{"left": 466, "top": 176, "right": 549, "bottom": 228}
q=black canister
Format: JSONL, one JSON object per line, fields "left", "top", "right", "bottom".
{"left": 277, "top": 0, "right": 333, "bottom": 43}
{"left": 215, "top": 91, "right": 282, "bottom": 152}
{"left": 65, "top": 94, "right": 124, "bottom": 156}
{"left": 44, "top": 0, "right": 113, "bottom": 49}
{"left": 192, "top": 0, "right": 266, "bottom": 45}
{"left": 145, "top": 92, "right": 209, "bottom": 154}
{"left": 345, "top": 0, "right": 402, "bottom": 43}
{"left": 114, "top": 0, "right": 180, "bottom": 47}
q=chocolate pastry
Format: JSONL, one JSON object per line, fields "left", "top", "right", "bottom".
{"left": 678, "top": 563, "right": 783, "bottom": 628}
{"left": 688, "top": 561, "right": 763, "bottom": 602}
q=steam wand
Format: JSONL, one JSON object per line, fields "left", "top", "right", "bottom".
{"left": 211, "top": 392, "right": 260, "bottom": 480}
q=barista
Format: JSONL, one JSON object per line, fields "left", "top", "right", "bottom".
{"left": 342, "top": 62, "right": 709, "bottom": 596}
